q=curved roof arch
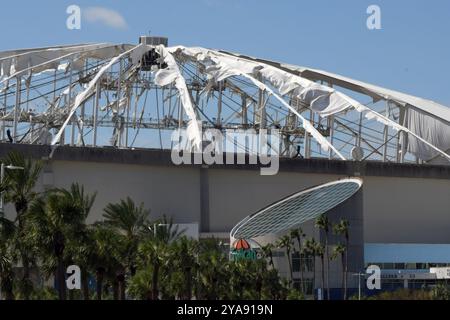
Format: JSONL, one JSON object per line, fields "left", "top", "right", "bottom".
{"left": 0, "top": 41, "right": 448, "bottom": 164}
{"left": 230, "top": 178, "right": 363, "bottom": 239}
{"left": 219, "top": 50, "right": 450, "bottom": 124}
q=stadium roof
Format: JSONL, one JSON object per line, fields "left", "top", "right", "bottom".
{"left": 0, "top": 40, "right": 448, "bottom": 164}
{"left": 221, "top": 50, "right": 450, "bottom": 124}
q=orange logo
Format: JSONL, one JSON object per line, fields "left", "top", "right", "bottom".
{"left": 230, "top": 239, "right": 261, "bottom": 261}
{"left": 233, "top": 239, "right": 251, "bottom": 250}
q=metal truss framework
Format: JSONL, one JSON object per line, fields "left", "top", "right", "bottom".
{"left": 0, "top": 38, "right": 449, "bottom": 165}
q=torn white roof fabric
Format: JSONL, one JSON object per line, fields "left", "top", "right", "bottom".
{"left": 51, "top": 43, "right": 148, "bottom": 145}
{"left": 2, "top": 42, "right": 446, "bottom": 163}
{"left": 171, "top": 46, "right": 450, "bottom": 162}
{"left": 0, "top": 43, "right": 132, "bottom": 78}
{"left": 155, "top": 45, "right": 202, "bottom": 149}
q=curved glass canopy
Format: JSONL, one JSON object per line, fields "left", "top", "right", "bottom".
{"left": 231, "top": 178, "right": 362, "bottom": 239}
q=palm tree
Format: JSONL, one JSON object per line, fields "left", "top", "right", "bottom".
{"left": 290, "top": 228, "right": 305, "bottom": 294}
{"left": 229, "top": 259, "right": 263, "bottom": 299}
{"left": 260, "top": 263, "right": 286, "bottom": 300}
{"left": 137, "top": 239, "right": 167, "bottom": 300}
{"left": 195, "top": 240, "right": 230, "bottom": 300}
{"left": 171, "top": 237, "right": 198, "bottom": 300}
{"left": 67, "top": 228, "right": 94, "bottom": 300}
{"left": 2, "top": 151, "right": 42, "bottom": 299}
{"left": 63, "top": 183, "right": 97, "bottom": 300}
{"left": 103, "top": 197, "right": 150, "bottom": 240}
{"left": 261, "top": 243, "right": 275, "bottom": 268}
{"left": 333, "top": 219, "right": 350, "bottom": 300}
{"left": 314, "top": 242, "right": 325, "bottom": 300}
{"left": 304, "top": 238, "right": 318, "bottom": 296}
{"left": 316, "top": 214, "right": 330, "bottom": 300}
{"left": 277, "top": 235, "right": 293, "bottom": 286}
{"left": 89, "top": 224, "right": 124, "bottom": 300}
{"left": 103, "top": 197, "right": 151, "bottom": 298}
{"left": 331, "top": 244, "right": 346, "bottom": 300}
{"left": 133, "top": 216, "right": 183, "bottom": 300}
{"left": 27, "top": 185, "right": 92, "bottom": 300}
{"left": 143, "top": 215, "right": 184, "bottom": 244}
{"left": 0, "top": 215, "right": 16, "bottom": 300}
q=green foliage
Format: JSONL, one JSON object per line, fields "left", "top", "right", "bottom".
{"left": 333, "top": 219, "right": 349, "bottom": 239}
{"left": 431, "top": 283, "right": 450, "bottom": 300}
{"left": 127, "top": 267, "right": 153, "bottom": 300}
{"left": 331, "top": 244, "right": 346, "bottom": 260}
{"left": 103, "top": 197, "right": 149, "bottom": 238}
{"left": 3, "top": 151, "right": 43, "bottom": 217}
{"left": 315, "top": 214, "right": 329, "bottom": 233}
{"left": 1, "top": 152, "right": 436, "bottom": 301}
{"left": 30, "top": 287, "right": 59, "bottom": 300}
{"left": 370, "top": 288, "right": 432, "bottom": 300}
{"left": 0, "top": 152, "right": 304, "bottom": 300}
{"left": 287, "top": 288, "right": 304, "bottom": 300}
{"left": 0, "top": 152, "right": 43, "bottom": 299}
{"left": 125, "top": 235, "right": 290, "bottom": 300}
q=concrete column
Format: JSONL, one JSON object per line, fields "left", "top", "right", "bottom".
{"left": 200, "top": 167, "right": 210, "bottom": 232}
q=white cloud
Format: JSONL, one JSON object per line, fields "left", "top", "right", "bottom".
{"left": 83, "top": 7, "right": 128, "bottom": 30}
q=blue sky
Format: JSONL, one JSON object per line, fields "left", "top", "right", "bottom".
{"left": 1, "top": 0, "right": 449, "bottom": 106}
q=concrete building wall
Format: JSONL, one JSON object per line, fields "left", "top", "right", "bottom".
{"left": 36, "top": 161, "right": 450, "bottom": 244}
{"left": 207, "top": 170, "right": 341, "bottom": 232}
{"left": 0, "top": 144, "right": 449, "bottom": 244}
{"left": 363, "top": 176, "right": 450, "bottom": 243}
{"left": 38, "top": 161, "right": 201, "bottom": 225}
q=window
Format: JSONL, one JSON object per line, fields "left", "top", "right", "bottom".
{"left": 383, "top": 263, "right": 394, "bottom": 269}
{"left": 381, "top": 279, "right": 404, "bottom": 290}
{"left": 405, "top": 263, "right": 416, "bottom": 270}
{"left": 293, "top": 278, "right": 314, "bottom": 295}
{"left": 292, "top": 253, "right": 314, "bottom": 273}
{"left": 292, "top": 255, "right": 300, "bottom": 272}
{"left": 416, "top": 263, "right": 427, "bottom": 270}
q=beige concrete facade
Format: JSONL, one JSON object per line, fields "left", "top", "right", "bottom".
{"left": 1, "top": 145, "right": 449, "bottom": 244}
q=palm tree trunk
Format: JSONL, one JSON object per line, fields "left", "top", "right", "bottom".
{"left": 344, "top": 239, "right": 349, "bottom": 300}
{"left": 341, "top": 252, "right": 345, "bottom": 298}
{"left": 21, "top": 254, "right": 32, "bottom": 300}
{"left": 297, "top": 236, "right": 304, "bottom": 295}
{"left": 312, "top": 255, "right": 316, "bottom": 296}
{"left": 57, "top": 256, "right": 67, "bottom": 300}
{"left": 117, "top": 274, "right": 126, "bottom": 300}
{"left": 81, "top": 271, "right": 90, "bottom": 300}
{"left": 286, "top": 248, "right": 293, "bottom": 287}
{"left": 95, "top": 269, "right": 104, "bottom": 300}
{"left": 325, "top": 235, "right": 330, "bottom": 300}
{"left": 151, "top": 263, "right": 160, "bottom": 300}
{"left": 17, "top": 206, "right": 32, "bottom": 300}
{"left": 4, "top": 289, "right": 14, "bottom": 300}
{"left": 320, "top": 255, "right": 325, "bottom": 300}
{"left": 120, "top": 282, "right": 126, "bottom": 300}
{"left": 112, "top": 279, "right": 119, "bottom": 300}
{"left": 185, "top": 268, "right": 192, "bottom": 300}
{"left": 1, "top": 273, "right": 14, "bottom": 300}
{"left": 341, "top": 252, "right": 345, "bottom": 300}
